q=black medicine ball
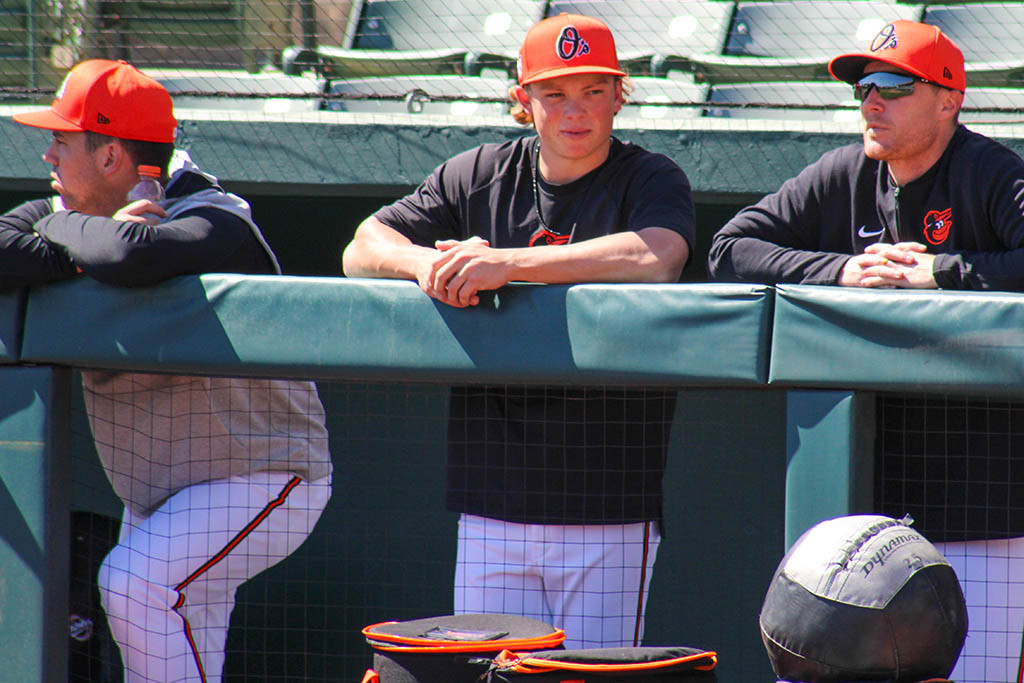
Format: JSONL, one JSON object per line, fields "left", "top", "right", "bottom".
{"left": 759, "top": 515, "right": 967, "bottom": 682}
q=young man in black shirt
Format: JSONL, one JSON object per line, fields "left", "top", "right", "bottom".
{"left": 344, "top": 13, "right": 694, "bottom": 648}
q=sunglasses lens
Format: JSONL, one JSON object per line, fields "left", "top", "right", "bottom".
{"left": 854, "top": 73, "right": 917, "bottom": 101}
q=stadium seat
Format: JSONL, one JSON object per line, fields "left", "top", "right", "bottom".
{"left": 0, "top": 0, "right": 33, "bottom": 89}
{"left": 620, "top": 77, "right": 707, "bottom": 120}
{"left": 152, "top": 70, "right": 326, "bottom": 113}
{"left": 705, "top": 80, "right": 860, "bottom": 122}
{"left": 0, "top": 0, "right": 63, "bottom": 91}
{"left": 545, "top": 0, "right": 735, "bottom": 78}
{"left": 961, "top": 87, "right": 1024, "bottom": 125}
{"left": 691, "top": 1, "right": 924, "bottom": 84}
{"left": 325, "top": 74, "right": 708, "bottom": 121}
{"left": 924, "top": 3, "right": 1024, "bottom": 88}
{"left": 90, "top": 0, "right": 263, "bottom": 71}
{"left": 292, "top": 0, "right": 546, "bottom": 80}
{"left": 324, "top": 74, "right": 511, "bottom": 117}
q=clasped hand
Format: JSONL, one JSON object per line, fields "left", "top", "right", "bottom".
{"left": 839, "top": 242, "right": 937, "bottom": 289}
{"left": 416, "top": 236, "right": 513, "bottom": 307}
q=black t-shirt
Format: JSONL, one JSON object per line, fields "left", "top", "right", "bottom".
{"left": 375, "top": 135, "right": 695, "bottom": 251}
{"left": 376, "top": 135, "right": 695, "bottom": 525}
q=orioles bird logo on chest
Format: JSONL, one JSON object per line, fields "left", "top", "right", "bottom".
{"left": 923, "top": 207, "right": 952, "bottom": 245}
{"left": 556, "top": 26, "right": 591, "bottom": 60}
{"left": 529, "top": 227, "right": 571, "bottom": 247}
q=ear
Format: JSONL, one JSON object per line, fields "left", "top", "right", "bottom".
{"left": 512, "top": 85, "right": 532, "bottom": 115}
{"left": 97, "top": 139, "right": 131, "bottom": 179}
{"left": 612, "top": 79, "right": 624, "bottom": 116}
{"left": 938, "top": 88, "right": 963, "bottom": 122}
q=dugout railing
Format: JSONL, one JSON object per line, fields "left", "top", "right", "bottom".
{"left": 3, "top": 276, "right": 1023, "bottom": 681}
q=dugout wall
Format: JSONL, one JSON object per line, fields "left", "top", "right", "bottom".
{"left": 3, "top": 277, "right": 787, "bottom": 682}
{"left": 7, "top": 276, "right": 1024, "bottom": 681}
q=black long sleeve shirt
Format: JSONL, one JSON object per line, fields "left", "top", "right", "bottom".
{"left": 0, "top": 172, "right": 276, "bottom": 289}
{"left": 708, "top": 126, "right": 1024, "bottom": 291}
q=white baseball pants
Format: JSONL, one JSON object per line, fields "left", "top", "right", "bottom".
{"left": 98, "top": 471, "right": 331, "bottom": 683}
{"left": 454, "top": 513, "right": 660, "bottom": 649}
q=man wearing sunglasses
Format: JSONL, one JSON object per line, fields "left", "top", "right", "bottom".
{"left": 708, "top": 20, "right": 1024, "bottom": 291}
{"left": 710, "top": 20, "right": 1024, "bottom": 682}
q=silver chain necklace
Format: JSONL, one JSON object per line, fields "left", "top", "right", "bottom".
{"left": 529, "top": 141, "right": 579, "bottom": 247}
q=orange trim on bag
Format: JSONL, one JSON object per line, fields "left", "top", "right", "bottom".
{"left": 490, "top": 649, "right": 718, "bottom": 675}
{"left": 362, "top": 622, "right": 566, "bottom": 654}
{"left": 360, "top": 669, "right": 379, "bottom": 683}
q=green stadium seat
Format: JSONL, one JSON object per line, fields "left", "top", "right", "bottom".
{"left": 0, "top": 0, "right": 32, "bottom": 90}
{"left": 0, "top": 0, "right": 63, "bottom": 92}
{"left": 152, "top": 69, "right": 327, "bottom": 113}
{"left": 705, "top": 80, "right": 860, "bottom": 122}
{"left": 691, "top": 1, "right": 924, "bottom": 84}
{"left": 619, "top": 76, "right": 707, "bottom": 120}
{"left": 924, "top": 3, "right": 1024, "bottom": 88}
{"left": 961, "top": 86, "right": 1024, "bottom": 124}
{"left": 545, "top": 0, "right": 735, "bottom": 78}
{"left": 89, "top": 0, "right": 270, "bottom": 72}
{"left": 300, "top": 0, "right": 546, "bottom": 80}
{"left": 324, "top": 74, "right": 511, "bottom": 116}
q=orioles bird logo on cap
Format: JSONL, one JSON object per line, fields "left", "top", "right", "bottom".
{"left": 556, "top": 26, "right": 591, "bottom": 60}
{"left": 870, "top": 24, "right": 899, "bottom": 52}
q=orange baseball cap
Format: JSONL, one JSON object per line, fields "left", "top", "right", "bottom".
{"left": 14, "top": 59, "right": 177, "bottom": 143}
{"left": 829, "top": 20, "right": 966, "bottom": 92}
{"left": 517, "top": 13, "right": 625, "bottom": 86}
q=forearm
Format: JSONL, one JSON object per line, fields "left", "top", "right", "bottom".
{"left": 709, "top": 233, "right": 849, "bottom": 286}
{"left": 501, "top": 228, "right": 689, "bottom": 284}
{"left": 0, "top": 200, "right": 77, "bottom": 288}
{"left": 342, "top": 235, "right": 436, "bottom": 281}
{"left": 34, "top": 209, "right": 267, "bottom": 285}
{"left": 342, "top": 216, "right": 441, "bottom": 281}
{"left": 0, "top": 227, "right": 77, "bottom": 288}
{"left": 934, "top": 250, "right": 1024, "bottom": 290}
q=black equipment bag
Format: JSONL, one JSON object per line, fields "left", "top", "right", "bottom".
{"left": 482, "top": 646, "right": 718, "bottom": 682}
{"left": 362, "top": 614, "right": 566, "bottom": 683}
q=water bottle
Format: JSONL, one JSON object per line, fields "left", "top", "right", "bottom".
{"left": 126, "top": 165, "right": 165, "bottom": 221}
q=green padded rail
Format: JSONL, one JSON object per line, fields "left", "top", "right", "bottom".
{"left": 771, "top": 284, "right": 1024, "bottom": 396}
{"left": 20, "top": 276, "right": 772, "bottom": 385}
{"left": 0, "top": 366, "right": 72, "bottom": 682}
{"left": 784, "top": 390, "right": 875, "bottom": 549}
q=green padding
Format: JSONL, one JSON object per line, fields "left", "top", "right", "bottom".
{"left": 784, "top": 390, "right": 874, "bottom": 549}
{"left": 0, "top": 366, "right": 71, "bottom": 682}
{"left": 771, "top": 285, "right": 1024, "bottom": 395}
{"left": 22, "top": 276, "right": 771, "bottom": 384}
{"left": 0, "top": 288, "right": 24, "bottom": 363}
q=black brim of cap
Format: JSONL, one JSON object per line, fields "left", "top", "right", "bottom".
{"left": 828, "top": 54, "right": 873, "bottom": 84}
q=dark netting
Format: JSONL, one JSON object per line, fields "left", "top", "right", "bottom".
{"left": 3, "top": 1, "right": 1022, "bottom": 122}
{"left": 69, "top": 375, "right": 684, "bottom": 681}
{"left": 876, "top": 393, "right": 1024, "bottom": 683}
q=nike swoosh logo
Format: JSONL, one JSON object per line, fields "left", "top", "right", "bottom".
{"left": 858, "top": 225, "right": 885, "bottom": 238}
